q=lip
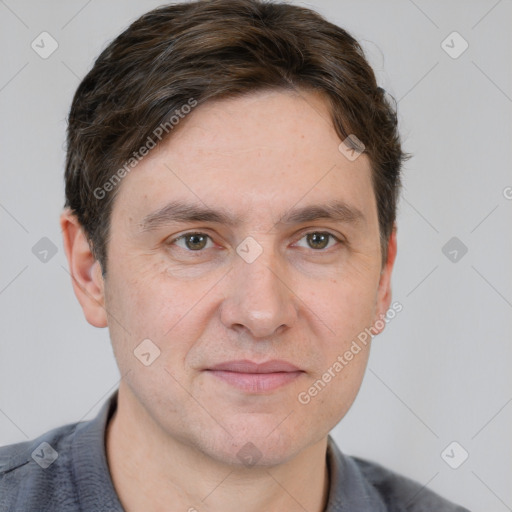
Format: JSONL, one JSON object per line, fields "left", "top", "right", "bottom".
{"left": 205, "top": 359, "right": 304, "bottom": 393}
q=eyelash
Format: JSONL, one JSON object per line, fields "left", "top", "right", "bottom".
{"left": 170, "top": 231, "right": 343, "bottom": 252}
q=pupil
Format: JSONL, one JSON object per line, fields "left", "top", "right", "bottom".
{"left": 308, "top": 233, "right": 328, "bottom": 249}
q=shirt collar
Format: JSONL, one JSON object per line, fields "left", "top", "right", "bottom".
{"left": 325, "top": 434, "right": 386, "bottom": 511}
{"left": 72, "top": 389, "right": 124, "bottom": 511}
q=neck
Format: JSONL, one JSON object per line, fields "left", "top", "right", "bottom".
{"left": 106, "top": 382, "right": 330, "bottom": 512}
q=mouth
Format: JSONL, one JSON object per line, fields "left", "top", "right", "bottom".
{"left": 204, "top": 359, "right": 304, "bottom": 393}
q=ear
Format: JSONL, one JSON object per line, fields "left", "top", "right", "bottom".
{"left": 60, "top": 209, "right": 107, "bottom": 328}
{"left": 372, "top": 225, "right": 398, "bottom": 335}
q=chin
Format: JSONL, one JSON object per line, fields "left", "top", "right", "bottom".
{"left": 198, "top": 419, "right": 314, "bottom": 468}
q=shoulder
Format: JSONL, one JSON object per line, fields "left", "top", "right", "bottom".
{"left": 0, "top": 421, "right": 81, "bottom": 511}
{"left": 351, "top": 455, "right": 471, "bottom": 512}
{"left": 326, "top": 436, "right": 471, "bottom": 512}
{"left": 0, "top": 391, "right": 122, "bottom": 512}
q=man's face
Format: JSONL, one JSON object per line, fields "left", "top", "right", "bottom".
{"left": 101, "top": 89, "right": 394, "bottom": 465}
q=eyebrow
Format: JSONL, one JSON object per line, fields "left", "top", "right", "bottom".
{"left": 140, "top": 199, "right": 365, "bottom": 232}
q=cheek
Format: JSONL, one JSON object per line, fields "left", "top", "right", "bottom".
{"left": 107, "top": 257, "right": 194, "bottom": 330}
{"left": 104, "top": 261, "right": 217, "bottom": 371}
{"left": 295, "top": 346, "right": 371, "bottom": 441}
{"left": 309, "top": 268, "right": 380, "bottom": 344}
{"left": 295, "top": 268, "right": 378, "bottom": 415}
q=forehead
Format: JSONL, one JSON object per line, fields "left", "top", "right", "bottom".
{"left": 111, "top": 89, "right": 377, "bottom": 228}
{"left": 162, "top": 89, "right": 353, "bottom": 170}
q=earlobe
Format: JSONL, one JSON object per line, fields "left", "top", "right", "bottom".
{"left": 372, "top": 226, "right": 398, "bottom": 335}
{"left": 60, "top": 209, "right": 108, "bottom": 328}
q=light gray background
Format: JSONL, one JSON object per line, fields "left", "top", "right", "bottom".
{"left": 1, "top": 1, "right": 511, "bottom": 510}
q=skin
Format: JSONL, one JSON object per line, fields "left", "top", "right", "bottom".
{"left": 61, "top": 88, "right": 397, "bottom": 512}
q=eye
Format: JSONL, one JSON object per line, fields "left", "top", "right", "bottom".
{"left": 170, "top": 231, "right": 340, "bottom": 252}
{"left": 173, "top": 232, "right": 214, "bottom": 251}
{"left": 294, "top": 231, "right": 340, "bottom": 250}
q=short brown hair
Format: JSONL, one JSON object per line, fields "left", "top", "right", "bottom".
{"left": 65, "top": 0, "right": 408, "bottom": 273}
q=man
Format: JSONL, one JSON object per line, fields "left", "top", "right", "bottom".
{"left": 0, "top": 1, "right": 470, "bottom": 510}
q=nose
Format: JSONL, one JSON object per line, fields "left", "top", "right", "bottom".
{"left": 220, "top": 247, "right": 298, "bottom": 339}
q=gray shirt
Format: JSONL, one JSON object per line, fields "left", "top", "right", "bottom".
{"left": 0, "top": 391, "right": 470, "bottom": 511}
